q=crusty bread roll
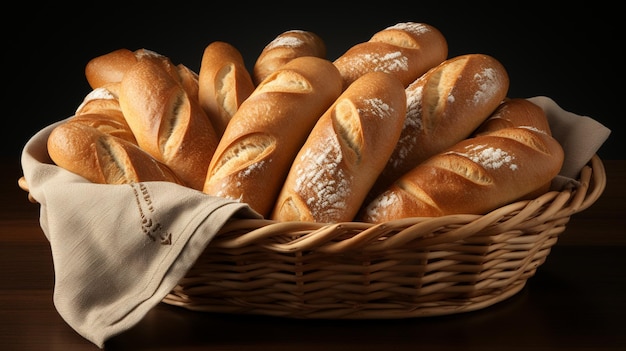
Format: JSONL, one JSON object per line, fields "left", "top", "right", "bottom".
{"left": 271, "top": 71, "right": 407, "bottom": 223}
{"left": 358, "top": 126, "right": 564, "bottom": 223}
{"left": 47, "top": 121, "right": 181, "bottom": 185}
{"left": 198, "top": 41, "right": 255, "bottom": 137}
{"left": 333, "top": 22, "right": 448, "bottom": 90}
{"left": 203, "top": 56, "right": 343, "bottom": 217}
{"left": 253, "top": 30, "right": 327, "bottom": 85}
{"left": 473, "top": 98, "right": 552, "bottom": 136}
{"left": 85, "top": 48, "right": 199, "bottom": 100}
{"left": 367, "top": 53, "right": 510, "bottom": 201}
{"left": 68, "top": 113, "right": 137, "bottom": 144}
{"left": 72, "top": 84, "right": 138, "bottom": 143}
{"left": 75, "top": 83, "right": 122, "bottom": 115}
{"left": 119, "top": 58, "right": 219, "bottom": 190}
{"left": 84, "top": 48, "right": 139, "bottom": 89}
{"left": 473, "top": 97, "right": 555, "bottom": 198}
{"left": 85, "top": 48, "right": 174, "bottom": 89}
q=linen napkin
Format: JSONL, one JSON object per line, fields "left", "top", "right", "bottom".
{"left": 528, "top": 96, "right": 611, "bottom": 189}
{"left": 19, "top": 96, "right": 609, "bottom": 348}
{"left": 20, "top": 120, "right": 262, "bottom": 348}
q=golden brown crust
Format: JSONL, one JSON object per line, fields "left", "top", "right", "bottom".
{"left": 271, "top": 71, "right": 407, "bottom": 223}
{"left": 68, "top": 113, "right": 136, "bottom": 144}
{"left": 119, "top": 58, "right": 219, "bottom": 190}
{"left": 176, "top": 63, "right": 200, "bottom": 104}
{"left": 203, "top": 56, "right": 343, "bottom": 217}
{"left": 198, "top": 41, "right": 255, "bottom": 137}
{"left": 85, "top": 48, "right": 138, "bottom": 89}
{"left": 358, "top": 126, "right": 564, "bottom": 223}
{"left": 473, "top": 98, "right": 556, "bottom": 198}
{"left": 253, "top": 30, "right": 326, "bottom": 86}
{"left": 73, "top": 84, "right": 137, "bottom": 143}
{"left": 47, "top": 121, "right": 181, "bottom": 185}
{"left": 367, "top": 53, "right": 510, "bottom": 201}
{"left": 333, "top": 22, "right": 448, "bottom": 90}
{"left": 84, "top": 49, "right": 172, "bottom": 88}
{"left": 75, "top": 83, "right": 121, "bottom": 115}
{"left": 473, "top": 98, "right": 552, "bottom": 136}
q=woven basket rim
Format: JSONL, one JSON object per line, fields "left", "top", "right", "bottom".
{"left": 209, "top": 155, "right": 606, "bottom": 253}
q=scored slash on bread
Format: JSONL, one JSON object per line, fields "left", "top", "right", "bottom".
{"left": 358, "top": 126, "right": 564, "bottom": 223}
{"left": 473, "top": 98, "right": 552, "bottom": 137}
{"left": 119, "top": 56, "right": 219, "bottom": 191}
{"left": 198, "top": 41, "right": 255, "bottom": 138}
{"left": 366, "top": 53, "right": 511, "bottom": 202}
{"left": 253, "top": 30, "right": 327, "bottom": 86}
{"left": 72, "top": 84, "right": 137, "bottom": 144}
{"left": 271, "top": 71, "right": 407, "bottom": 223}
{"left": 202, "top": 56, "right": 343, "bottom": 217}
{"left": 333, "top": 22, "right": 448, "bottom": 90}
{"left": 47, "top": 121, "right": 182, "bottom": 185}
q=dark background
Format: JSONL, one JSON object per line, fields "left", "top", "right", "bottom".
{"left": 5, "top": 3, "right": 622, "bottom": 162}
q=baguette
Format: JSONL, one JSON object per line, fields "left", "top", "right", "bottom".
{"left": 473, "top": 97, "right": 555, "bottom": 197}
{"left": 176, "top": 63, "right": 200, "bottom": 103}
{"left": 271, "top": 71, "right": 406, "bottom": 223}
{"left": 198, "top": 41, "right": 255, "bottom": 137}
{"left": 84, "top": 48, "right": 139, "bottom": 89}
{"left": 367, "top": 53, "right": 510, "bottom": 201}
{"left": 203, "top": 56, "right": 343, "bottom": 217}
{"left": 333, "top": 22, "right": 448, "bottom": 90}
{"left": 75, "top": 83, "right": 122, "bottom": 116}
{"left": 358, "top": 126, "right": 564, "bottom": 223}
{"left": 85, "top": 48, "right": 199, "bottom": 100}
{"left": 68, "top": 113, "right": 137, "bottom": 144}
{"left": 473, "top": 98, "right": 552, "bottom": 136}
{"left": 253, "top": 30, "right": 326, "bottom": 85}
{"left": 47, "top": 121, "right": 181, "bottom": 185}
{"left": 85, "top": 48, "right": 174, "bottom": 89}
{"left": 118, "top": 58, "right": 219, "bottom": 190}
{"left": 73, "top": 84, "right": 137, "bottom": 143}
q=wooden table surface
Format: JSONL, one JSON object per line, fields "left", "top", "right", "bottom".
{"left": 2, "top": 156, "right": 624, "bottom": 351}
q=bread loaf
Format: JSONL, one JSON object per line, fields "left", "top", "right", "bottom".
{"left": 198, "top": 41, "right": 255, "bottom": 137}
{"left": 176, "top": 63, "right": 201, "bottom": 103}
{"left": 75, "top": 83, "right": 122, "bottom": 116}
{"left": 358, "top": 126, "right": 564, "bottom": 223}
{"left": 73, "top": 84, "right": 137, "bottom": 143}
{"left": 271, "top": 71, "right": 407, "bottom": 223}
{"left": 47, "top": 121, "right": 181, "bottom": 185}
{"left": 473, "top": 97, "right": 555, "bottom": 198}
{"left": 85, "top": 48, "right": 199, "bottom": 100}
{"left": 84, "top": 48, "right": 139, "bottom": 89}
{"left": 203, "top": 56, "right": 343, "bottom": 217}
{"left": 473, "top": 98, "right": 551, "bottom": 136}
{"left": 67, "top": 113, "right": 137, "bottom": 145}
{"left": 85, "top": 48, "right": 174, "bottom": 89}
{"left": 333, "top": 22, "right": 448, "bottom": 90}
{"left": 253, "top": 30, "right": 326, "bottom": 85}
{"left": 367, "top": 53, "right": 510, "bottom": 201}
{"left": 119, "top": 58, "right": 219, "bottom": 190}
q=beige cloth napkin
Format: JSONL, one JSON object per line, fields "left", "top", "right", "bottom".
{"left": 528, "top": 96, "right": 611, "bottom": 189}
{"left": 20, "top": 96, "right": 609, "bottom": 348}
{"left": 21, "top": 120, "right": 262, "bottom": 348}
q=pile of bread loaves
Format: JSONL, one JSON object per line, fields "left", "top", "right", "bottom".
{"left": 46, "top": 22, "right": 564, "bottom": 224}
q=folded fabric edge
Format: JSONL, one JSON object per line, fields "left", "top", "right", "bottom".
{"left": 82, "top": 201, "right": 261, "bottom": 348}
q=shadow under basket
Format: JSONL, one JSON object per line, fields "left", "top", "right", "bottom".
{"left": 163, "top": 155, "right": 607, "bottom": 319}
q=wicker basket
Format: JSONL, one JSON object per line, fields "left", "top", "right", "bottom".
{"left": 160, "top": 155, "right": 606, "bottom": 318}
{"left": 18, "top": 155, "right": 606, "bottom": 318}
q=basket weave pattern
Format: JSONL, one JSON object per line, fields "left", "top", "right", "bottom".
{"left": 163, "top": 156, "right": 606, "bottom": 318}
